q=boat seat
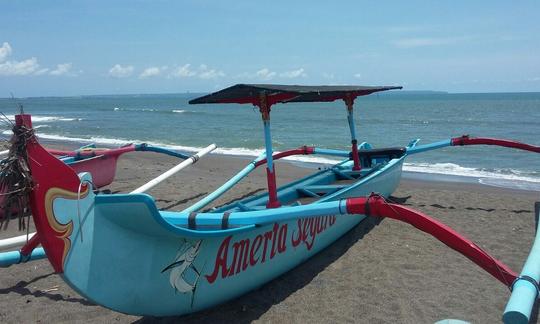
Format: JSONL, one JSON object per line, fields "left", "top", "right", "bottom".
{"left": 350, "top": 147, "right": 406, "bottom": 168}
{"left": 356, "top": 147, "right": 406, "bottom": 159}
{"left": 297, "top": 184, "right": 348, "bottom": 197}
{"left": 331, "top": 168, "right": 355, "bottom": 180}
{"left": 233, "top": 202, "right": 251, "bottom": 211}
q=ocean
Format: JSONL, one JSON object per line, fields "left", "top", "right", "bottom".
{"left": 1, "top": 91, "right": 539, "bottom": 191}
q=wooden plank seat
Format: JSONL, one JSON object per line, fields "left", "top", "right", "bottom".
{"left": 352, "top": 147, "right": 406, "bottom": 168}
{"left": 297, "top": 184, "right": 348, "bottom": 198}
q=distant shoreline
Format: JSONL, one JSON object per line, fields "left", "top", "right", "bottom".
{"left": 3, "top": 90, "right": 540, "bottom": 100}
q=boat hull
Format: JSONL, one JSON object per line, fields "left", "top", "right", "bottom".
{"left": 57, "top": 159, "right": 403, "bottom": 316}
{"left": 68, "top": 155, "right": 119, "bottom": 188}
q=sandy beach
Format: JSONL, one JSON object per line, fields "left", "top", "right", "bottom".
{"left": 1, "top": 149, "right": 538, "bottom": 323}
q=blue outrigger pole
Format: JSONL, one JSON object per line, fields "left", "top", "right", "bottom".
{"left": 503, "top": 202, "right": 540, "bottom": 324}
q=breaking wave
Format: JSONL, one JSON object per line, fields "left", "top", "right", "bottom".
{"left": 2, "top": 129, "right": 539, "bottom": 190}
{"left": 112, "top": 107, "right": 193, "bottom": 114}
{"left": 3, "top": 115, "right": 81, "bottom": 122}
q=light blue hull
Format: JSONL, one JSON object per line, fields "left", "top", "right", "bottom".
{"left": 53, "top": 157, "right": 403, "bottom": 316}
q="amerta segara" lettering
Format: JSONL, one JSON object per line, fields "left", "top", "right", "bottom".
{"left": 291, "top": 215, "right": 336, "bottom": 250}
{"left": 205, "top": 215, "right": 336, "bottom": 284}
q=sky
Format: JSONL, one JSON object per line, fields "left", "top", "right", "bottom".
{"left": 0, "top": 1, "right": 539, "bottom": 97}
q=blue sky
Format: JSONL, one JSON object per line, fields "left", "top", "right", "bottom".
{"left": 1, "top": 1, "right": 539, "bottom": 97}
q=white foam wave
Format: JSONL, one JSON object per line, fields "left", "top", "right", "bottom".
{"left": 7, "top": 130, "right": 341, "bottom": 165}
{"left": 113, "top": 107, "right": 157, "bottom": 112}
{"left": 404, "top": 162, "right": 540, "bottom": 183}
{"left": 478, "top": 178, "right": 540, "bottom": 191}
{"left": 3, "top": 115, "right": 80, "bottom": 122}
{"left": 5, "top": 129, "right": 540, "bottom": 187}
{"left": 172, "top": 110, "right": 185, "bottom": 113}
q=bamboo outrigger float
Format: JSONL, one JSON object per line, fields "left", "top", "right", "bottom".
{"left": 1, "top": 84, "right": 539, "bottom": 322}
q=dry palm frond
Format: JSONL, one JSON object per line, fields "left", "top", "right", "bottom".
{"left": 0, "top": 119, "right": 34, "bottom": 231}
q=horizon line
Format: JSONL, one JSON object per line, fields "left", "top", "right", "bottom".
{"left": 2, "top": 89, "right": 540, "bottom": 100}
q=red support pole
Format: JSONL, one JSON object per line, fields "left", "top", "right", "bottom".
{"left": 257, "top": 93, "right": 281, "bottom": 208}
{"left": 345, "top": 94, "right": 361, "bottom": 171}
{"left": 265, "top": 167, "right": 281, "bottom": 208}
{"left": 351, "top": 139, "right": 360, "bottom": 171}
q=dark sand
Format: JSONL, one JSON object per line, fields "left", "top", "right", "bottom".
{"left": 1, "top": 150, "right": 539, "bottom": 323}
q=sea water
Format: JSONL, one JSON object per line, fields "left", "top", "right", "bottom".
{"left": 0, "top": 91, "right": 539, "bottom": 191}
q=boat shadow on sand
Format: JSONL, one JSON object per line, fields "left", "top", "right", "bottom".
{"left": 0, "top": 272, "right": 95, "bottom": 306}
{"left": 136, "top": 202, "right": 394, "bottom": 324}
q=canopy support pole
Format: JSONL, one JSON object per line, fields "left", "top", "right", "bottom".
{"left": 257, "top": 93, "right": 281, "bottom": 208}
{"left": 345, "top": 94, "right": 360, "bottom": 171}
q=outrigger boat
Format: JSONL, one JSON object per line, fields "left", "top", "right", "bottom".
{"left": 47, "top": 142, "right": 191, "bottom": 188}
{"left": 0, "top": 137, "right": 214, "bottom": 253}
{"left": 9, "top": 141, "right": 191, "bottom": 189}
{"left": 1, "top": 84, "right": 539, "bottom": 322}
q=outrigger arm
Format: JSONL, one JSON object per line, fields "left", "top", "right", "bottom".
{"left": 407, "top": 135, "right": 540, "bottom": 155}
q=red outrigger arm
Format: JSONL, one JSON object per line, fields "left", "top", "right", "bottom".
{"left": 346, "top": 194, "right": 518, "bottom": 287}
{"left": 254, "top": 146, "right": 315, "bottom": 168}
{"left": 451, "top": 135, "right": 540, "bottom": 153}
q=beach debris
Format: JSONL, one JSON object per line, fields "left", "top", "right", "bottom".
{"left": 0, "top": 115, "right": 34, "bottom": 231}
{"left": 42, "top": 285, "right": 59, "bottom": 293}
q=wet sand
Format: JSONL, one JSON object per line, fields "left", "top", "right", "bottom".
{"left": 0, "top": 150, "right": 538, "bottom": 323}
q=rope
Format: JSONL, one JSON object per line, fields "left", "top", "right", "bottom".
{"left": 77, "top": 179, "right": 96, "bottom": 243}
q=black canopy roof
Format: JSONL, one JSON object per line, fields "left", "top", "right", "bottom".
{"left": 189, "top": 84, "right": 402, "bottom": 105}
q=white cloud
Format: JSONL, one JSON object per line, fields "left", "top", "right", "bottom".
{"left": 0, "top": 42, "right": 43, "bottom": 76}
{"left": 353, "top": 73, "right": 362, "bottom": 79}
{"left": 0, "top": 42, "right": 12, "bottom": 62}
{"left": 279, "top": 68, "right": 306, "bottom": 78}
{"left": 0, "top": 42, "right": 78, "bottom": 77}
{"left": 34, "top": 68, "right": 50, "bottom": 75}
{"left": 108, "top": 64, "right": 134, "bottom": 78}
{"left": 50, "top": 63, "right": 73, "bottom": 76}
{"left": 170, "top": 64, "right": 196, "bottom": 78}
{"left": 198, "top": 64, "right": 225, "bottom": 79}
{"left": 236, "top": 67, "right": 306, "bottom": 80}
{"left": 169, "top": 64, "right": 225, "bottom": 79}
{"left": 256, "top": 68, "right": 276, "bottom": 80}
{"left": 0, "top": 57, "right": 41, "bottom": 76}
{"left": 139, "top": 66, "right": 166, "bottom": 79}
